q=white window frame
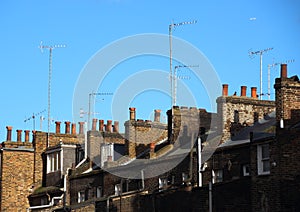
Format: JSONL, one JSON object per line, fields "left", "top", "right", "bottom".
{"left": 257, "top": 144, "right": 270, "bottom": 175}
{"left": 47, "top": 151, "right": 61, "bottom": 173}
{"left": 78, "top": 191, "right": 85, "bottom": 203}
{"left": 115, "top": 184, "right": 121, "bottom": 196}
{"left": 96, "top": 186, "right": 102, "bottom": 198}
{"left": 242, "top": 164, "right": 250, "bottom": 176}
{"left": 212, "top": 169, "right": 223, "bottom": 184}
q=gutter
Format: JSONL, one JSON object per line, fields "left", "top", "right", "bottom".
{"left": 27, "top": 168, "right": 70, "bottom": 211}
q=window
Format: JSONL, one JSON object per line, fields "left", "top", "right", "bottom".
{"left": 182, "top": 173, "right": 188, "bottom": 184}
{"left": 47, "top": 151, "right": 61, "bottom": 173}
{"left": 78, "top": 191, "right": 85, "bottom": 203}
{"left": 257, "top": 144, "right": 270, "bottom": 175}
{"left": 242, "top": 164, "right": 250, "bottom": 176}
{"left": 234, "top": 110, "right": 239, "bottom": 123}
{"left": 212, "top": 169, "right": 223, "bottom": 184}
{"left": 158, "top": 178, "right": 168, "bottom": 190}
{"left": 96, "top": 186, "right": 102, "bottom": 198}
{"left": 115, "top": 184, "right": 121, "bottom": 196}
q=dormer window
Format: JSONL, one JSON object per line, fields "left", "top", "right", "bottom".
{"left": 47, "top": 151, "right": 61, "bottom": 173}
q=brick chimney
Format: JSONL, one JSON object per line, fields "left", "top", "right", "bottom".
{"left": 251, "top": 87, "right": 257, "bottom": 98}
{"left": 79, "top": 122, "right": 85, "bottom": 134}
{"left": 6, "top": 126, "right": 12, "bottom": 141}
{"left": 55, "top": 121, "right": 61, "bottom": 134}
{"left": 99, "top": 120, "right": 104, "bottom": 131}
{"left": 24, "top": 130, "right": 30, "bottom": 142}
{"left": 16, "top": 129, "right": 22, "bottom": 142}
{"left": 222, "top": 84, "right": 228, "bottom": 96}
{"left": 71, "top": 123, "right": 76, "bottom": 134}
{"left": 241, "top": 86, "right": 247, "bottom": 97}
{"left": 92, "top": 118, "right": 98, "bottom": 131}
{"left": 129, "top": 107, "right": 136, "bottom": 120}
{"left": 106, "top": 120, "right": 112, "bottom": 132}
{"left": 281, "top": 64, "right": 287, "bottom": 78}
{"left": 65, "top": 121, "right": 71, "bottom": 134}
{"left": 154, "top": 109, "right": 161, "bottom": 122}
{"left": 113, "top": 121, "right": 119, "bottom": 132}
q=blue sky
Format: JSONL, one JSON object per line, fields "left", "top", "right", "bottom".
{"left": 0, "top": 0, "right": 299, "bottom": 141}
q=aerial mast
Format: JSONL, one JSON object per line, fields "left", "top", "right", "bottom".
{"left": 249, "top": 47, "right": 273, "bottom": 100}
{"left": 39, "top": 42, "right": 66, "bottom": 147}
{"left": 169, "top": 20, "right": 197, "bottom": 107}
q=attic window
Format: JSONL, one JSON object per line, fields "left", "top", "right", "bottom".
{"left": 47, "top": 151, "right": 61, "bottom": 173}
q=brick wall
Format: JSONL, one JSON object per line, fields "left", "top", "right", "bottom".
{"left": 0, "top": 149, "right": 34, "bottom": 211}
{"left": 217, "top": 95, "right": 275, "bottom": 143}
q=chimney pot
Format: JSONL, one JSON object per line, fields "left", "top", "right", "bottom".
{"left": 222, "top": 84, "right": 229, "bottom": 96}
{"left": 99, "top": 120, "right": 104, "bottom": 131}
{"left": 281, "top": 64, "right": 287, "bottom": 78}
{"left": 92, "top": 118, "right": 98, "bottom": 131}
{"left": 78, "top": 122, "right": 85, "bottom": 134}
{"left": 154, "top": 109, "right": 161, "bottom": 122}
{"left": 55, "top": 121, "right": 61, "bottom": 134}
{"left": 129, "top": 107, "right": 136, "bottom": 120}
{"left": 6, "top": 126, "right": 12, "bottom": 141}
{"left": 16, "top": 129, "right": 22, "bottom": 142}
{"left": 106, "top": 120, "right": 112, "bottom": 132}
{"left": 251, "top": 87, "right": 257, "bottom": 98}
{"left": 24, "top": 130, "right": 30, "bottom": 142}
{"left": 113, "top": 121, "right": 119, "bottom": 132}
{"left": 65, "top": 121, "right": 71, "bottom": 134}
{"left": 71, "top": 123, "right": 76, "bottom": 134}
{"left": 241, "top": 86, "right": 247, "bottom": 97}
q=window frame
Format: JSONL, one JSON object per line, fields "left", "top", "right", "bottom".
{"left": 257, "top": 144, "right": 270, "bottom": 175}
{"left": 47, "top": 150, "right": 61, "bottom": 173}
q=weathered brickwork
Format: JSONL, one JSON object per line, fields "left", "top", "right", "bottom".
{"left": 0, "top": 149, "right": 34, "bottom": 211}
{"left": 217, "top": 94, "right": 275, "bottom": 143}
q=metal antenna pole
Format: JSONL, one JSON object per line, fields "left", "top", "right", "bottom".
{"left": 39, "top": 42, "right": 66, "bottom": 147}
{"left": 87, "top": 92, "right": 113, "bottom": 130}
{"left": 169, "top": 20, "right": 197, "bottom": 107}
{"left": 249, "top": 47, "right": 273, "bottom": 100}
{"left": 174, "top": 65, "right": 198, "bottom": 106}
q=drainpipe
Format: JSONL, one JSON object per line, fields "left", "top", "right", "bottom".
{"left": 27, "top": 168, "right": 70, "bottom": 211}
{"left": 197, "top": 136, "right": 202, "bottom": 187}
{"left": 26, "top": 194, "right": 64, "bottom": 211}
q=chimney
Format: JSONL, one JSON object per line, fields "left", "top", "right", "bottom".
{"left": 6, "top": 126, "right": 12, "bottom": 141}
{"left": 241, "top": 86, "right": 247, "bottom": 97}
{"left": 65, "top": 121, "right": 71, "bottom": 134}
{"left": 71, "top": 123, "right": 76, "bottom": 134}
{"left": 281, "top": 64, "right": 287, "bottom": 78}
{"left": 129, "top": 107, "right": 136, "bottom": 120}
{"left": 106, "top": 120, "right": 112, "bottom": 132}
{"left": 99, "top": 120, "right": 104, "bottom": 131}
{"left": 55, "top": 121, "right": 61, "bottom": 134}
{"left": 113, "top": 121, "right": 119, "bottom": 132}
{"left": 154, "top": 109, "right": 161, "bottom": 122}
{"left": 16, "top": 130, "right": 22, "bottom": 142}
{"left": 79, "top": 122, "right": 85, "bottom": 134}
{"left": 251, "top": 87, "right": 257, "bottom": 98}
{"left": 222, "top": 84, "right": 228, "bottom": 96}
{"left": 24, "top": 130, "right": 30, "bottom": 142}
{"left": 92, "top": 118, "right": 98, "bottom": 131}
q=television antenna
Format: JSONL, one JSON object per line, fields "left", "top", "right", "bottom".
{"left": 88, "top": 92, "right": 113, "bottom": 130}
{"left": 248, "top": 47, "right": 273, "bottom": 100}
{"left": 24, "top": 109, "right": 46, "bottom": 131}
{"left": 39, "top": 41, "right": 66, "bottom": 146}
{"left": 169, "top": 20, "right": 197, "bottom": 107}
{"left": 267, "top": 59, "right": 295, "bottom": 100}
{"left": 174, "top": 65, "right": 198, "bottom": 106}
